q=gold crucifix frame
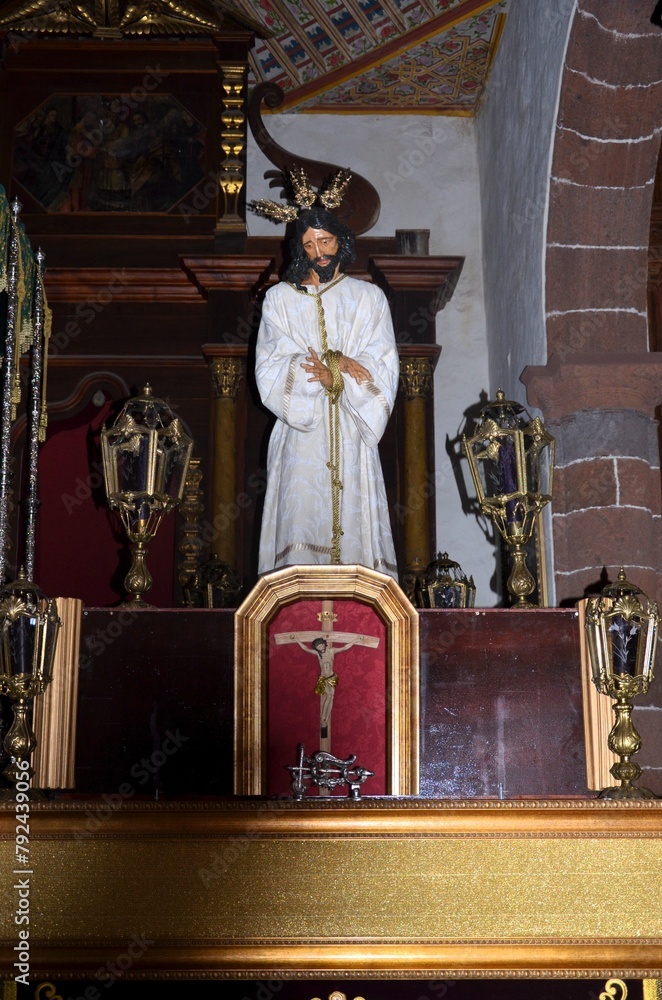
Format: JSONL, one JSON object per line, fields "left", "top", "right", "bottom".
{"left": 234, "top": 564, "right": 419, "bottom": 796}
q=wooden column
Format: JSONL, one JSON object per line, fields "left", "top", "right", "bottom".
{"left": 182, "top": 255, "right": 275, "bottom": 582}
{"left": 369, "top": 255, "right": 463, "bottom": 574}
{"left": 202, "top": 344, "right": 246, "bottom": 571}
{"left": 398, "top": 346, "right": 441, "bottom": 574}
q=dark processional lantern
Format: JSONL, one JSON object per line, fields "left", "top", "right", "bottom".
{"left": 585, "top": 569, "right": 659, "bottom": 800}
{"left": 419, "top": 552, "right": 475, "bottom": 609}
{"left": 101, "top": 385, "right": 193, "bottom": 606}
{"left": 462, "top": 390, "right": 554, "bottom": 608}
{"left": 0, "top": 193, "right": 61, "bottom": 800}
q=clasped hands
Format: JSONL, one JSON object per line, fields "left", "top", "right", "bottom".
{"left": 301, "top": 346, "right": 372, "bottom": 389}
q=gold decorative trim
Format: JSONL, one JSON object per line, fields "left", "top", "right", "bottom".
{"left": 312, "top": 993, "right": 365, "bottom": 1000}
{"left": 2, "top": 801, "right": 662, "bottom": 979}
{"left": 275, "top": 541, "right": 334, "bottom": 563}
{"left": 233, "top": 565, "right": 419, "bottom": 796}
{"left": 0, "top": 0, "right": 239, "bottom": 37}
{"left": 600, "top": 981, "right": 627, "bottom": 1000}
{"left": 217, "top": 62, "right": 247, "bottom": 232}
{"left": 34, "top": 984, "right": 63, "bottom": 1000}
{"left": 365, "top": 380, "right": 391, "bottom": 418}
{"left": 282, "top": 353, "right": 300, "bottom": 422}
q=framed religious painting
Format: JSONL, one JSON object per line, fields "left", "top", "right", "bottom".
{"left": 234, "top": 564, "right": 419, "bottom": 797}
{"left": 0, "top": 11, "right": 256, "bottom": 251}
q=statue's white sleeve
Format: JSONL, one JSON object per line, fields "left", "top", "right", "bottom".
{"left": 255, "top": 290, "right": 324, "bottom": 432}
{"left": 340, "top": 288, "right": 399, "bottom": 448}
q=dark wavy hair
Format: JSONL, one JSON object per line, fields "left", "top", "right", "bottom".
{"left": 283, "top": 206, "right": 356, "bottom": 287}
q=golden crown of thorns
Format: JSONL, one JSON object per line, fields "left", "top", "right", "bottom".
{"left": 250, "top": 166, "right": 352, "bottom": 223}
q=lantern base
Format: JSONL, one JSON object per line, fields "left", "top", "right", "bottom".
{"left": 597, "top": 784, "right": 658, "bottom": 800}
{"left": 0, "top": 785, "right": 47, "bottom": 802}
{"left": 121, "top": 595, "right": 157, "bottom": 610}
{"left": 505, "top": 541, "right": 538, "bottom": 609}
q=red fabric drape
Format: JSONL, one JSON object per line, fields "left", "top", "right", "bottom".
{"left": 34, "top": 397, "right": 175, "bottom": 607}
{"left": 267, "top": 599, "right": 386, "bottom": 796}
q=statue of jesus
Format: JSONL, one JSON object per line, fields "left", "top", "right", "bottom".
{"left": 254, "top": 174, "right": 399, "bottom": 580}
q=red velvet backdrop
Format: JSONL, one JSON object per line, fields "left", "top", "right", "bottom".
{"left": 267, "top": 599, "right": 386, "bottom": 796}
{"left": 33, "top": 395, "right": 175, "bottom": 607}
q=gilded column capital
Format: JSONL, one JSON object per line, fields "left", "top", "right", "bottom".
{"left": 209, "top": 357, "right": 244, "bottom": 399}
{"left": 399, "top": 357, "right": 433, "bottom": 399}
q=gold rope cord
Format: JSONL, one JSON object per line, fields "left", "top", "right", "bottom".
{"left": 288, "top": 275, "right": 346, "bottom": 562}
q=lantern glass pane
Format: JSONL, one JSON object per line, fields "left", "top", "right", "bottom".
{"left": 8, "top": 615, "right": 37, "bottom": 674}
{"left": 525, "top": 438, "right": 552, "bottom": 498}
{"left": 0, "top": 629, "right": 11, "bottom": 681}
{"left": 469, "top": 433, "right": 519, "bottom": 502}
{"left": 429, "top": 583, "right": 463, "bottom": 608}
{"left": 41, "top": 613, "right": 59, "bottom": 686}
{"left": 110, "top": 430, "right": 155, "bottom": 495}
{"left": 606, "top": 613, "right": 641, "bottom": 676}
{"left": 155, "top": 436, "right": 193, "bottom": 502}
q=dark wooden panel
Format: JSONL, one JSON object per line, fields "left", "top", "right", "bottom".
{"left": 419, "top": 608, "right": 588, "bottom": 798}
{"left": 75, "top": 609, "right": 234, "bottom": 796}
{"left": 68, "top": 608, "right": 598, "bottom": 799}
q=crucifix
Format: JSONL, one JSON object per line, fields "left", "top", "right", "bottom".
{"left": 274, "top": 600, "right": 380, "bottom": 756}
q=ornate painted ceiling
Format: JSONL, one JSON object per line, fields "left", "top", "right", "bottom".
{"left": 226, "top": 0, "right": 509, "bottom": 114}
{"left": 0, "top": 0, "right": 509, "bottom": 114}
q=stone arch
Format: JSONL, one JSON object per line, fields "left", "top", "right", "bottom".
{"left": 523, "top": 0, "right": 662, "bottom": 605}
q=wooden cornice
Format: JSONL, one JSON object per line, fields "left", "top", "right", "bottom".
{"left": 44, "top": 268, "right": 204, "bottom": 303}
{"left": 180, "top": 255, "right": 275, "bottom": 295}
{"left": 369, "top": 255, "right": 464, "bottom": 312}
{"left": 201, "top": 343, "right": 248, "bottom": 362}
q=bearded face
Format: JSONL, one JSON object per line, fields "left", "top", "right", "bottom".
{"left": 310, "top": 254, "right": 341, "bottom": 282}
{"left": 283, "top": 210, "right": 356, "bottom": 288}
{"left": 302, "top": 228, "right": 340, "bottom": 282}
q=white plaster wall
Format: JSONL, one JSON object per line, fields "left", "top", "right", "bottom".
{"left": 246, "top": 114, "right": 497, "bottom": 604}
{"left": 476, "top": 0, "right": 576, "bottom": 398}
{"left": 476, "top": 0, "right": 576, "bottom": 603}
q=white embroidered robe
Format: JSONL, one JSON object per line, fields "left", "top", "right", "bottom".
{"left": 256, "top": 274, "right": 399, "bottom": 579}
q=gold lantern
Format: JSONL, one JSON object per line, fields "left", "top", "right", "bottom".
{"left": 0, "top": 572, "right": 61, "bottom": 799}
{"left": 585, "top": 569, "right": 659, "bottom": 799}
{"left": 101, "top": 385, "right": 193, "bottom": 606}
{"left": 462, "top": 389, "right": 554, "bottom": 608}
{"left": 420, "top": 551, "right": 475, "bottom": 608}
